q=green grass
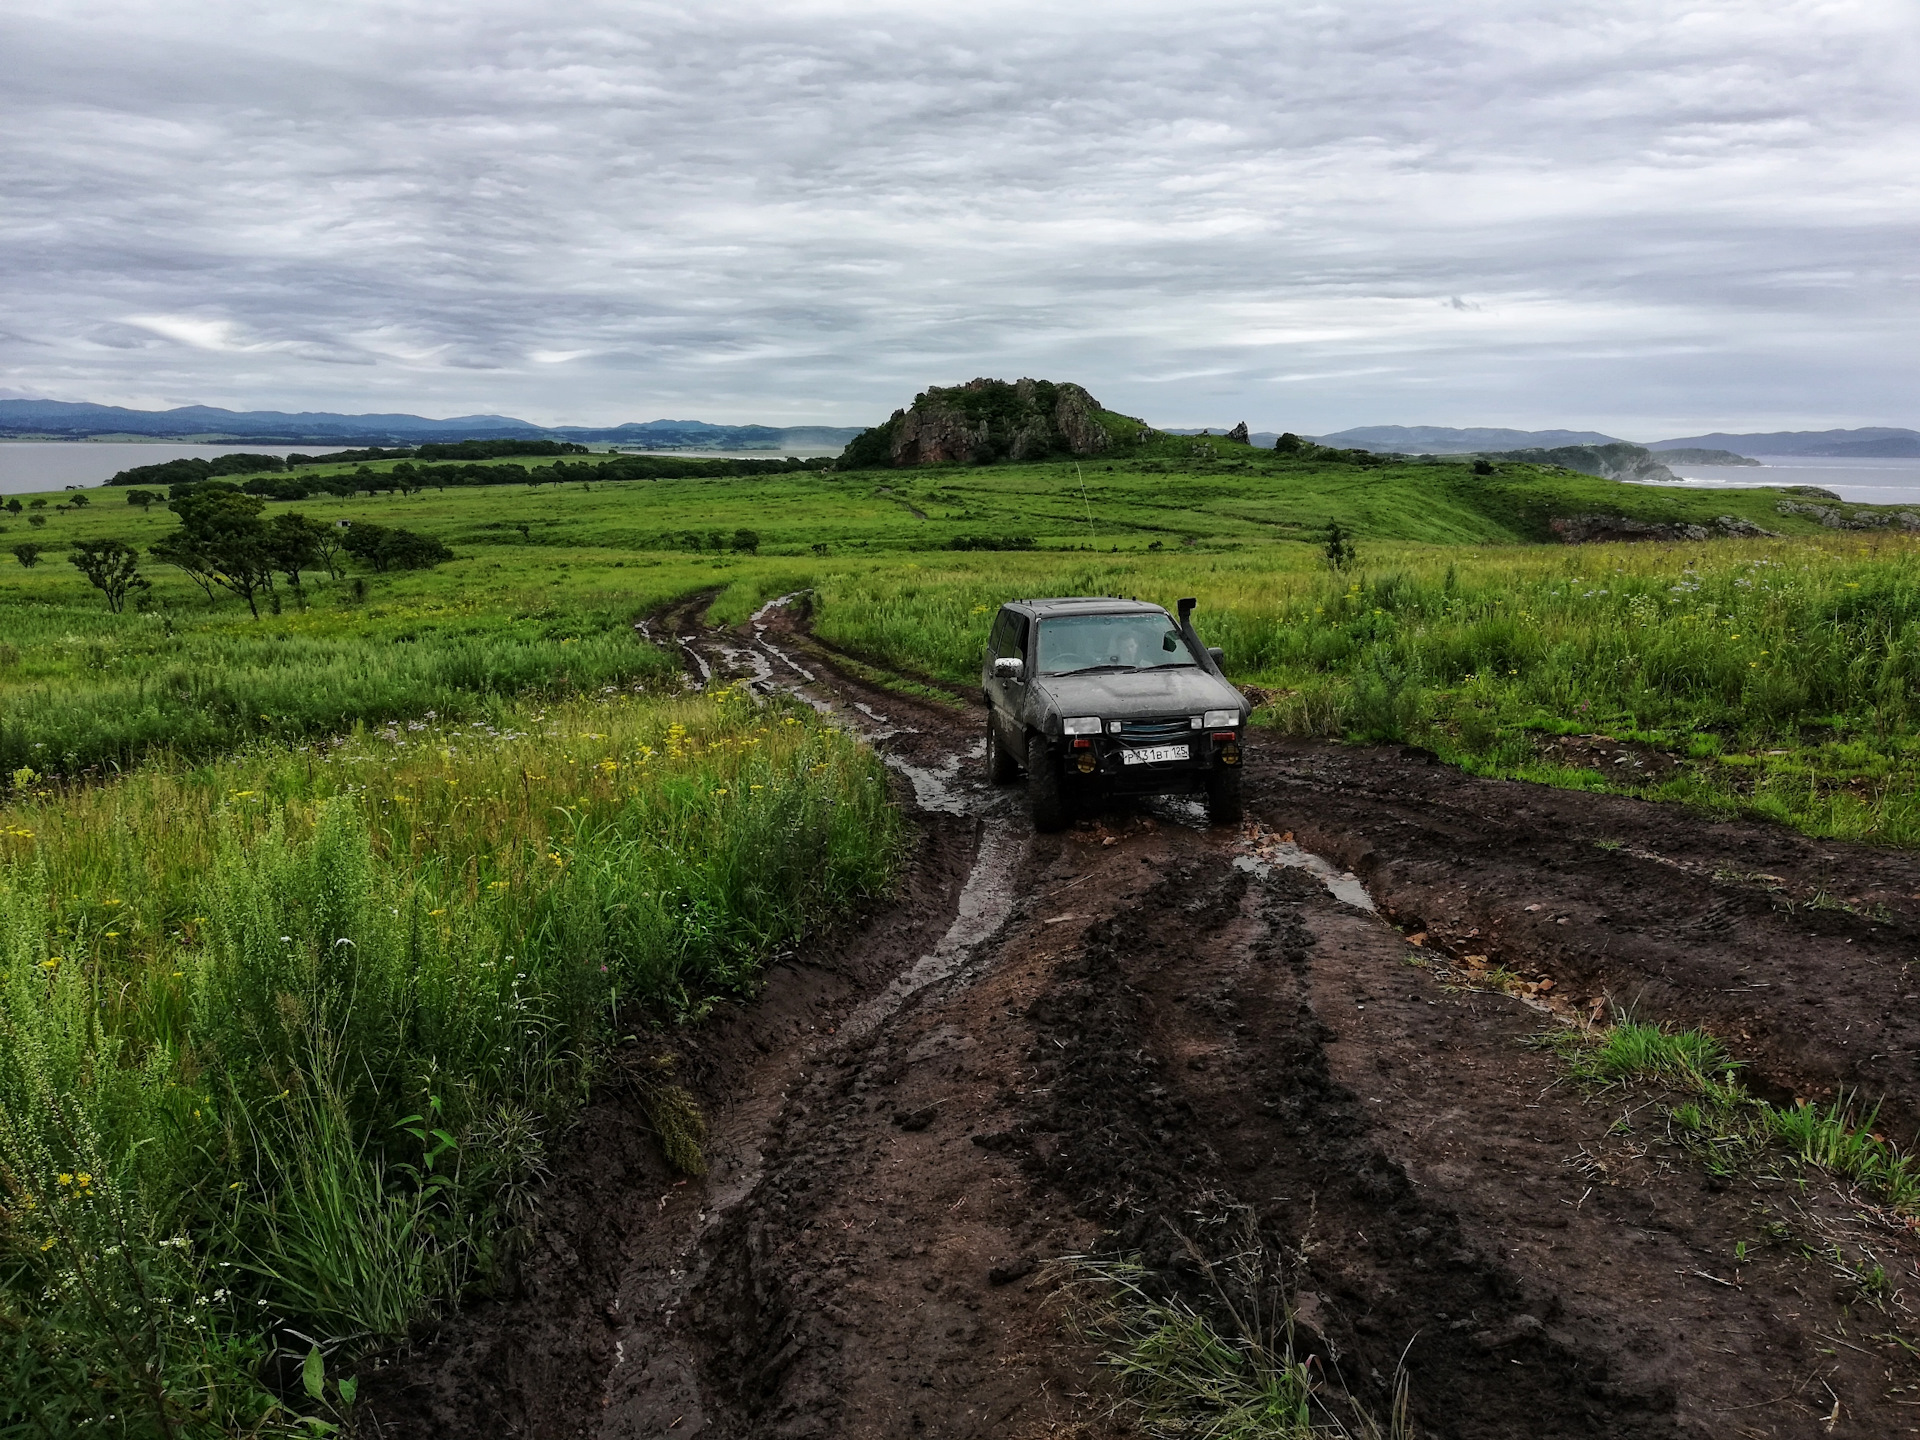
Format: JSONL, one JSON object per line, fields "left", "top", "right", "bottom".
{"left": 1064, "top": 1222, "right": 1411, "bottom": 1440}
{"left": 1545, "top": 1017, "right": 1920, "bottom": 1212}
{"left": 15, "top": 446, "right": 1920, "bottom": 839}
{"left": 9, "top": 438, "right": 1920, "bottom": 1431}
{"left": 0, "top": 686, "right": 902, "bottom": 1435}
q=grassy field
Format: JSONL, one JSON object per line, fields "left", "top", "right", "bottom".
{"left": 8, "top": 435, "right": 1920, "bottom": 1431}
{"left": 0, "top": 686, "right": 900, "bottom": 1434}
{"left": 9, "top": 440, "right": 1920, "bottom": 841}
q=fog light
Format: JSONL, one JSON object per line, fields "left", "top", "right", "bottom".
{"left": 1077, "top": 751, "right": 1096, "bottom": 773}
{"left": 1220, "top": 743, "right": 1241, "bottom": 766}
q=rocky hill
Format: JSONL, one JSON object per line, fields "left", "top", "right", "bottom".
{"left": 838, "top": 378, "right": 1142, "bottom": 468}
{"left": 1480, "top": 441, "right": 1679, "bottom": 485}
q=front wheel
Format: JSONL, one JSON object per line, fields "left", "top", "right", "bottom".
{"left": 1205, "top": 763, "right": 1243, "bottom": 826}
{"left": 1026, "top": 734, "right": 1068, "bottom": 832}
{"left": 986, "top": 717, "right": 1020, "bottom": 785}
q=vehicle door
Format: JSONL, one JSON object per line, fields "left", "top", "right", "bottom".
{"left": 984, "top": 607, "right": 1030, "bottom": 740}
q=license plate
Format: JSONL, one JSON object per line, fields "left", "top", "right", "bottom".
{"left": 1122, "top": 743, "right": 1189, "bottom": 765}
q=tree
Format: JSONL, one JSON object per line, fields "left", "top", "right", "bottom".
{"left": 1471, "top": 458, "right": 1494, "bottom": 476}
{"left": 379, "top": 528, "right": 453, "bottom": 571}
{"left": 732, "top": 528, "right": 760, "bottom": 553}
{"left": 1324, "top": 521, "right": 1356, "bottom": 571}
{"left": 340, "top": 521, "right": 391, "bottom": 570}
{"left": 68, "top": 538, "right": 144, "bottom": 612}
{"left": 10, "top": 543, "right": 44, "bottom": 568}
{"left": 341, "top": 522, "right": 450, "bottom": 572}
{"left": 265, "top": 512, "right": 326, "bottom": 587}
{"left": 125, "top": 488, "right": 160, "bottom": 509}
{"left": 27, "top": 498, "right": 46, "bottom": 509}
{"left": 310, "top": 520, "right": 347, "bottom": 579}
{"left": 1274, "top": 433, "right": 1305, "bottom": 455}
{"left": 3, "top": 497, "right": 20, "bottom": 514}
{"left": 150, "top": 533, "right": 219, "bottom": 601}
{"left": 27, "top": 514, "right": 46, "bottom": 529}
{"left": 158, "top": 486, "right": 276, "bottom": 616}
{"left": 66, "top": 491, "right": 90, "bottom": 508}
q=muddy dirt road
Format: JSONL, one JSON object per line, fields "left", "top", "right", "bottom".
{"left": 363, "top": 598, "right": 1920, "bottom": 1438}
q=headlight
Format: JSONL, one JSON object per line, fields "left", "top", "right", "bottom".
{"left": 1062, "top": 716, "right": 1102, "bottom": 735}
{"left": 1203, "top": 709, "right": 1239, "bottom": 728}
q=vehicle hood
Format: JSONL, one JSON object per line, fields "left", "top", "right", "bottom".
{"left": 1031, "top": 666, "right": 1246, "bottom": 721}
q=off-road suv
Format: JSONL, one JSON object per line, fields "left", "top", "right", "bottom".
{"left": 982, "top": 596, "right": 1250, "bottom": 831}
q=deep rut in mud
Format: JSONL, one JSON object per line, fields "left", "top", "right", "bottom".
{"left": 362, "top": 599, "right": 1920, "bottom": 1438}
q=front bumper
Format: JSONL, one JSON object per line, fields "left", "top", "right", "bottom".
{"left": 1056, "top": 724, "right": 1242, "bottom": 788}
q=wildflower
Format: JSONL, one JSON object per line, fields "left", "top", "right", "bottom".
{"left": 75, "top": 1174, "right": 91, "bottom": 1189}
{"left": 39, "top": 958, "right": 59, "bottom": 971}
{"left": 429, "top": 908, "right": 447, "bottom": 917}
{"left": 39, "top": 1237, "right": 56, "bottom": 1252}
{"left": 105, "top": 932, "right": 119, "bottom": 939}
{"left": 57, "top": 1174, "right": 73, "bottom": 1187}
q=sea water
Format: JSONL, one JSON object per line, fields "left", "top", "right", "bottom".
{"left": 1659, "top": 455, "right": 1920, "bottom": 508}
{"left": 0, "top": 442, "right": 328, "bottom": 496}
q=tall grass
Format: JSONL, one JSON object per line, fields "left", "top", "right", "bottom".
{"left": 0, "top": 686, "right": 901, "bottom": 1435}
{"left": 809, "top": 535, "right": 1920, "bottom": 844}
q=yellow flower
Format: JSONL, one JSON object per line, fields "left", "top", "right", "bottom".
{"left": 75, "top": 1173, "right": 90, "bottom": 1189}
{"left": 57, "top": 1173, "right": 73, "bottom": 1187}
{"left": 39, "top": 1237, "right": 56, "bottom": 1252}
{"left": 429, "top": 908, "right": 447, "bottom": 917}
{"left": 105, "top": 932, "right": 119, "bottom": 938}
{"left": 488, "top": 880, "right": 509, "bottom": 890}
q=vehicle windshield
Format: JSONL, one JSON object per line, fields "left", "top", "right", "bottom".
{"left": 1035, "top": 613, "right": 1197, "bottom": 675}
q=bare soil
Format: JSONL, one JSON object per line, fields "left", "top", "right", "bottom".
{"left": 359, "top": 601, "right": 1920, "bottom": 1438}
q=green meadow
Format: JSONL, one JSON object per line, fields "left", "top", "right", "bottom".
{"left": 6, "top": 439, "right": 1917, "bottom": 841}
{"left": 5, "top": 435, "right": 1920, "bottom": 1433}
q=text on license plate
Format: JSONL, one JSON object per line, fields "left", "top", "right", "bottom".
{"left": 1122, "top": 743, "right": 1189, "bottom": 765}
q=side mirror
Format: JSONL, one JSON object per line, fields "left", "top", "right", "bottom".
{"left": 992, "top": 656, "right": 1025, "bottom": 681}
{"left": 1206, "top": 647, "right": 1225, "bottom": 666}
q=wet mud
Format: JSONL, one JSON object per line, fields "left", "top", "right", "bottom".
{"left": 361, "top": 598, "right": 1920, "bottom": 1438}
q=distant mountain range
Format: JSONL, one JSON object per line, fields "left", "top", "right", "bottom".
{"left": 1644, "top": 429, "right": 1920, "bottom": 459}
{"left": 1310, "top": 424, "right": 1920, "bottom": 459}
{"left": 1310, "top": 425, "right": 1624, "bottom": 453}
{"left": 0, "top": 399, "right": 861, "bottom": 451}
{"left": 5, "top": 398, "right": 1915, "bottom": 461}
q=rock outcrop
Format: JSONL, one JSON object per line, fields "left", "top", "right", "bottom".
{"left": 1776, "top": 500, "right": 1920, "bottom": 532}
{"left": 1548, "top": 514, "right": 1778, "bottom": 544}
{"left": 840, "top": 378, "right": 1127, "bottom": 468}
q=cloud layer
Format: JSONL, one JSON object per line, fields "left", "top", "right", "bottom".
{"left": 2, "top": 0, "right": 1915, "bottom": 434}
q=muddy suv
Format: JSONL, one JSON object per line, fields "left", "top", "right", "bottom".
{"left": 982, "top": 596, "right": 1250, "bottom": 831}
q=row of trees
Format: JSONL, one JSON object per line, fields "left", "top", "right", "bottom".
{"left": 13, "top": 484, "right": 451, "bottom": 616}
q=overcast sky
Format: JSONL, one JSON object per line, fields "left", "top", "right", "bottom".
{"left": 2, "top": 0, "right": 1915, "bottom": 436}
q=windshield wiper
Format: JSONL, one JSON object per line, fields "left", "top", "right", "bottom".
{"left": 1049, "top": 663, "right": 1137, "bottom": 676}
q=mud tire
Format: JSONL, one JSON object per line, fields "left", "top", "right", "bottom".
{"left": 986, "top": 718, "right": 1020, "bottom": 785}
{"left": 1205, "top": 763, "right": 1243, "bottom": 826}
{"left": 1026, "top": 734, "right": 1068, "bottom": 832}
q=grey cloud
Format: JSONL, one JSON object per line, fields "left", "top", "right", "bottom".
{"left": 0, "top": 0, "right": 1914, "bottom": 432}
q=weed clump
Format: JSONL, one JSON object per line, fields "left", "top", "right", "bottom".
{"left": 1544, "top": 1015, "right": 1920, "bottom": 1212}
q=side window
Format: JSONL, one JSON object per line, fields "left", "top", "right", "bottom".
{"left": 990, "top": 610, "right": 1028, "bottom": 661}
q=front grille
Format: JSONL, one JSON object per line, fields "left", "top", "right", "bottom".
{"left": 1118, "top": 716, "right": 1190, "bottom": 744}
